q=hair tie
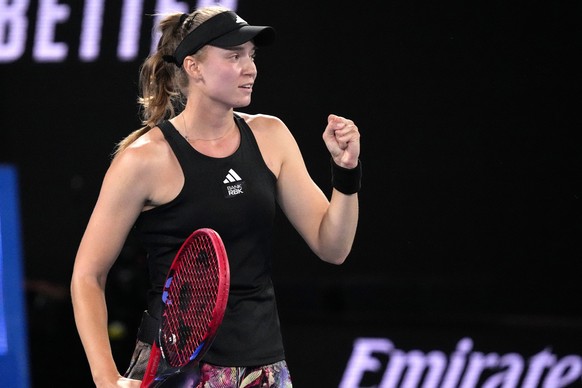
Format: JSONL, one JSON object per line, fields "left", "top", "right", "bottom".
{"left": 162, "top": 55, "right": 178, "bottom": 65}
{"left": 179, "top": 13, "right": 189, "bottom": 26}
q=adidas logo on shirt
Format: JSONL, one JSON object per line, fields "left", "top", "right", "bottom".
{"left": 223, "top": 169, "right": 242, "bottom": 184}
{"left": 223, "top": 168, "right": 245, "bottom": 199}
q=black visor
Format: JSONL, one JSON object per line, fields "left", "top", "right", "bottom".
{"left": 167, "top": 11, "right": 275, "bottom": 67}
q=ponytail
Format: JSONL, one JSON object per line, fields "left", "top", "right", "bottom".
{"left": 113, "top": 6, "right": 230, "bottom": 156}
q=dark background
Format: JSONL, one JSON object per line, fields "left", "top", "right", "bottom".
{"left": 1, "top": 1, "right": 580, "bottom": 387}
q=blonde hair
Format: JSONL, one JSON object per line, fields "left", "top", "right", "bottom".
{"left": 113, "top": 6, "right": 230, "bottom": 156}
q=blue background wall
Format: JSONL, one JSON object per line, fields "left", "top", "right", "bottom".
{"left": 0, "top": 166, "right": 30, "bottom": 388}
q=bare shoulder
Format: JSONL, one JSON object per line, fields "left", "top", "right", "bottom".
{"left": 234, "top": 112, "right": 294, "bottom": 145}
{"left": 114, "top": 127, "right": 169, "bottom": 162}
{"left": 235, "top": 112, "right": 287, "bottom": 131}
{"left": 110, "top": 126, "right": 174, "bottom": 180}
{"left": 105, "top": 126, "right": 180, "bottom": 208}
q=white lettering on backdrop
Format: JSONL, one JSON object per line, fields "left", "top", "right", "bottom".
{"left": 340, "top": 337, "right": 582, "bottom": 388}
{"left": 0, "top": 0, "right": 238, "bottom": 63}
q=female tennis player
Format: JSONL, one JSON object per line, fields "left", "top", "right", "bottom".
{"left": 71, "top": 5, "right": 361, "bottom": 387}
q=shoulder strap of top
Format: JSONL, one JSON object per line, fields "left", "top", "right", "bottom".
{"left": 157, "top": 120, "right": 179, "bottom": 142}
{"left": 157, "top": 120, "right": 191, "bottom": 166}
{"left": 233, "top": 113, "right": 263, "bottom": 158}
{"left": 233, "top": 113, "right": 247, "bottom": 132}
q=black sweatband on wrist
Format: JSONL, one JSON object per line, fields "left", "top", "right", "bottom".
{"left": 331, "top": 158, "right": 362, "bottom": 194}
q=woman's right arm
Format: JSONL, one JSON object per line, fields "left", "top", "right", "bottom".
{"left": 70, "top": 146, "right": 153, "bottom": 387}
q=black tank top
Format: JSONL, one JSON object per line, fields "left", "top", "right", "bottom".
{"left": 134, "top": 114, "right": 285, "bottom": 366}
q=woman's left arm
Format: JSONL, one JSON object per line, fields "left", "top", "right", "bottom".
{"left": 275, "top": 114, "right": 361, "bottom": 264}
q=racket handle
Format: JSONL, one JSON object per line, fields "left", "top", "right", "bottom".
{"left": 140, "top": 342, "right": 162, "bottom": 388}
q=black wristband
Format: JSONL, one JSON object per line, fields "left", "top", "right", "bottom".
{"left": 331, "top": 158, "right": 362, "bottom": 194}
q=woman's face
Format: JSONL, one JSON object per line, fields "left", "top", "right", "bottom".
{"left": 197, "top": 41, "right": 258, "bottom": 108}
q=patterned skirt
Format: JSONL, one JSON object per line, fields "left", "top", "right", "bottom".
{"left": 124, "top": 339, "right": 293, "bottom": 387}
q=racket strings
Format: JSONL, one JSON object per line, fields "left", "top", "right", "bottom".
{"left": 161, "top": 235, "right": 221, "bottom": 368}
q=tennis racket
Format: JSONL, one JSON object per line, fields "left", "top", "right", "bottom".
{"left": 140, "top": 228, "right": 230, "bottom": 388}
